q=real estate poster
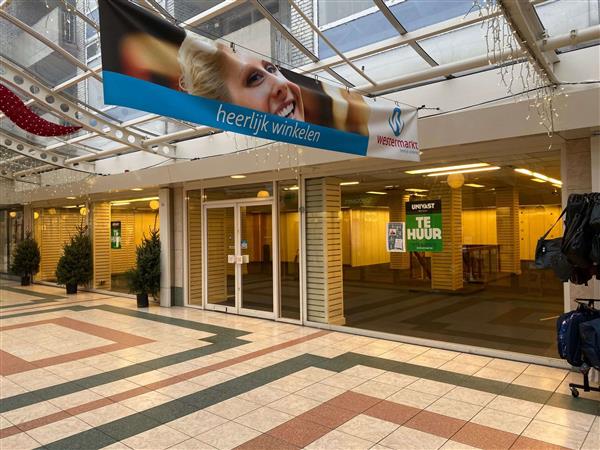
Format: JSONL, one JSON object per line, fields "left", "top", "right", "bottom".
{"left": 386, "top": 222, "right": 406, "bottom": 252}
{"left": 111, "top": 221, "right": 122, "bottom": 249}
{"left": 405, "top": 200, "right": 442, "bottom": 252}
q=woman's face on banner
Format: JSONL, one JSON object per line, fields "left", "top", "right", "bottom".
{"left": 222, "top": 49, "right": 305, "bottom": 121}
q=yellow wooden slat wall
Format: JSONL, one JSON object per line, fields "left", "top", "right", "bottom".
{"left": 206, "top": 208, "right": 229, "bottom": 303}
{"left": 36, "top": 209, "right": 81, "bottom": 281}
{"left": 349, "top": 208, "right": 390, "bottom": 267}
{"left": 188, "top": 191, "right": 202, "bottom": 306}
{"left": 109, "top": 210, "right": 158, "bottom": 275}
{"left": 93, "top": 202, "right": 111, "bottom": 289}
{"left": 519, "top": 205, "right": 562, "bottom": 260}
{"left": 279, "top": 212, "right": 299, "bottom": 263}
{"left": 462, "top": 209, "right": 498, "bottom": 245}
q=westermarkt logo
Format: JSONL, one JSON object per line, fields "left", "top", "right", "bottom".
{"left": 388, "top": 107, "right": 404, "bottom": 137}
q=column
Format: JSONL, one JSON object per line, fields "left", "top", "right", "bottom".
{"left": 23, "top": 204, "right": 33, "bottom": 236}
{"left": 305, "top": 178, "right": 345, "bottom": 325}
{"left": 431, "top": 186, "right": 463, "bottom": 291}
{"left": 496, "top": 187, "right": 521, "bottom": 274}
{"left": 159, "top": 188, "right": 172, "bottom": 307}
{"left": 389, "top": 193, "right": 410, "bottom": 270}
{"left": 561, "top": 138, "right": 594, "bottom": 310}
{"left": 92, "top": 202, "right": 111, "bottom": 290}
{"left": 171, "top": 187, "right": 185, "bottom": 306}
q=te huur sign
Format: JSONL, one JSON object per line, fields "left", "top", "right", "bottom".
{"left": 405, "top": 200, "right": 442, "bottom": 252}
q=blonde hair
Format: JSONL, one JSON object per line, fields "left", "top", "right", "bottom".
{"left": 178, "top": 31, "right": 230, "bottom": 101}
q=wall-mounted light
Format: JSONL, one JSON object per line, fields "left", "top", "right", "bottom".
{"left": 33, "top": 211, "right": 40, "bottom": 220}
{"left": 9, "top": 211, "right": 17, "bottom": 218}
{"left": 79, "top": 207, "right": 88, "bottom": 216}
{"left": 149, "top": 200, "right": 160, "bottom": 210}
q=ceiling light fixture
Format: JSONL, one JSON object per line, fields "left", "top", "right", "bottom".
{"left": 406, "top": 163, "right": 490, "bottom": 175}
{"left": 66, "top": 196, "right": 76, "bottom": 200}
{"left": 514, "top": 168, "right": 562, "bottom": 185}
{"left": 131, "top": 188, "right": 143, "bottom": 191}
{"left": 426, "top": 166, "right": 501, "bottom": 177}
{"left": 531, "top": 178, "right": 546, "bottom": 183}
{"left": 284, "top": 185, "right": 299, "bottom": 191}
{"left": 465, "top": 183, "right": 485, "bottom": 188}
{"left": 110, "top": 196, "right": 159, "bottom": 205}
{"left": 405, "top": 188, "right": 428, "bottom": 192}
{"left": 366, "top": 191, "right": 387, "bottom": 195}
{"left": 340, "top": 181, "right": 360, "bottom": 186}
{"left": 230, "top": 175, "right": 246, "bottom": 179}
{"left": 552, "top": 183, "right": 562, "bottom": 189}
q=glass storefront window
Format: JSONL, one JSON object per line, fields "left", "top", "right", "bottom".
{"left": 306, "top": 150, "right": 564, "bottom": 357}
{"left": 204, "top": 182, "right": 273, "bottom": 201}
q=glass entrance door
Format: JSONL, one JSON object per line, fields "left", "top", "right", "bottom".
{"left": 204, "top": 201, "right": 275, "bottom": 317}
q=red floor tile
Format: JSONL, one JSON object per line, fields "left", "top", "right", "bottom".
{"left": 235, "top": 433, "right": 300, "bottom": 450}
{"left": 325, "top": 391, "right": 381, "bottom": 413}
{"left": 364, "top": 400, "right": 421, "bottom": 425}
{"left": 405, "top": 410, "right": 466, "bottom": 438}
{"left": 267, "top": 417, "right": 330, "bottom": 448}
{"left": 452, "top": 422, "right": 518, "bottom": 450}
{"left": 299, "top": 403, "right": 357, "bottom": 429}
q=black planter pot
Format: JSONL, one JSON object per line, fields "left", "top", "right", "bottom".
{"left": 136, "top": 293, "right": 149, "bottom": 308}
{"left": 66, "top": 283, "right": 78, "bottom": 294}
{"left": 20, "top": 275, "right": 31, "bottom": 286}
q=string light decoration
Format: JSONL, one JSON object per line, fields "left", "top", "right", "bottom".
{"left": 0, "top": 84, "right": 82, "bottom": 136}
{"left": 473, "top": 0, "right": 562, "bottom": 139}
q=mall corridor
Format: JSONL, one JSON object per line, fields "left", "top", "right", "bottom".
{"left": 0, "top": 282, "right": 598, "bottom": 450}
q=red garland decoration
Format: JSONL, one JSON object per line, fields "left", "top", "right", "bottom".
{"left": 0, "top": 84, "right": 82, "bottom": 136}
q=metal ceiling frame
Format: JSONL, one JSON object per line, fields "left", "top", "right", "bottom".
{"left": 0, "top": 59, "right": 177, "bottom": 158}
{"left": 499, "top": 0, "right": 559, "bottom": 84}
{"left": 0, "top": 133, "right": 97, "bottom": 174}
{"left": 372, "top": 0, "right": 438, "bottom": 67}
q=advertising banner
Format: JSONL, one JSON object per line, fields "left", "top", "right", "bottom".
{"left": 111, "top": 221, "right": 122, "bottom": 249}
{"left": 98, "top": 0, "right": 419, "bottom": 160}
{"left": 405, "top": 200, "right": 442, "bottom": 252}
{"left": 386, "top": 222, "right": 406, "bottom": 252}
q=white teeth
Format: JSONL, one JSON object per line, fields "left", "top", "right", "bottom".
{"left": 277, "top": 103, "right": 294, "bottom": 117}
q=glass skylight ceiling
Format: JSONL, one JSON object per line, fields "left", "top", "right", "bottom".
{"left": 0, "top": 0, "right": 598, "bottom": 184}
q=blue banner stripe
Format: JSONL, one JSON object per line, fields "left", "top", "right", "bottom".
{"left": 103, "top": 71, "right": 368, "bottom": 156}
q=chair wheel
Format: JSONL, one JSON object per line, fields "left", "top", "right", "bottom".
{"left": 571, "top": 387, "right": 579, "bottom": 398}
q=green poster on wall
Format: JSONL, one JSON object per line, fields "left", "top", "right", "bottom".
{"left": 405, "top": 200, "right": 442, "bottom": 252}
{"left": 111, "top": 221, "right": 122, "bottom": 249}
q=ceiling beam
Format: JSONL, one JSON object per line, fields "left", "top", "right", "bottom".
{"left": 298, "top": 8, "right": 500, "bottom": 76}
{"left": 287, "top": 0, "right": 377, "bottom": 86}
{"left": 0, "top": 133, "right": 97, "bottom": 174}
{"left": 499, "top": 0, "right": 559, "bottom": 84}
{"left": 1, "top": 59, "right": 178, "bottom": 158}
{"left": 355, "top": 25, "right": 600, "bottom": 95}
{"left": 181, "top": 0, "right": 247, "bottom": 29}
{"left": 0, "top": 8, "right": 102, "bottom": 82}
{"left": 372, "top": 0, "right": 438, "bottom": 67}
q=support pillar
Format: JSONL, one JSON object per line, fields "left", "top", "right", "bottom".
{"left": 305, "top": 178, "right": 344, "bottom": 325}
{"left": 159, "top": 188, "right": 172, "bottom": 307}
{"left": 431, "top": 186, "right": 463, "bottom": 291}
{"left": 389, "top": 193, "right": 410, "bottom": 270}
{"left": 92, "top": 202, "right": 111, "bottom": 290}
{"left": 23, "top": 204, "right": 33, "bottom": 235}
{"left": 496, "top": 187, "right": 521, "bottom": 274}
{"left": 591, "top": 135, "right": 600, "bottom": 300}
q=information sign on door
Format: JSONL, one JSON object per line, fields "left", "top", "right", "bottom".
{"left": 386, "top": 222, "right": 406, "bottom": 252}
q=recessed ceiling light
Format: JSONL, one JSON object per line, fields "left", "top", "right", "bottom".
{"left": 405, "top": 188, "right": 428, "bottom": 192}
{"left": 63, "top": 205, "right": 78, "bottom": 208}
{"left": 465, "top": 183, "right": 485, "bottom": 188}
{"left": 284, "top": 185, "right": 299, "bottom": 191}
{"left": 230, "top": 175, "right": 246, "bottom": 179}
{"left": 515, "top": 168, "right": 561, "bottom": 185}
{"left": 406, "top": 163, "right": 489, "bottom": 175}
{"left": 552, "top": 183, "right": 562, "bottom": 188}
{"left": 531, "top": 178, "right": 546, "bottom": 183}
{"left": 426, "top": 166, "right": 500, "bottom": 176}
{"left": 131, "top": 188, "right": 143, "bottom": 191}
{"left": 66, "top": 196, "right": 76, "bottom": 199}
{"left": 340, "top": 181, "right": 360, "bottom": 186}
{"left": 366, "top": 191, "right": 387, "bottom": 195}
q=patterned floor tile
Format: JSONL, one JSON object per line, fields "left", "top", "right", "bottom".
{"left": 379, "top": 425, "right": 448, "bottom": 450}
{"left": 304, "top": 429, "right": 373, "bottom": 449}
{"left": 336, "top": 414, "right": 399, "bottom": 442}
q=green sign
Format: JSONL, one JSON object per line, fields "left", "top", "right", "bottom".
{"left": 111, "top": 221, "right": 122, "bottom": 249}
{"left": 406, "top": 200, "right": 442, "bottom": 252}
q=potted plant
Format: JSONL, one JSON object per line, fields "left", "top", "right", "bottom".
{"left": 127, "top": 228, "right": 160, "bottom": 307}
{"left": 10, "top": 232, "right": 40, "bottom": 286}
{"left": 55, "top": 224, "right": 92, "bottom": 294}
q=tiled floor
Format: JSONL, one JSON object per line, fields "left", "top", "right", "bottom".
{"left": 0, "top": 281, "right": 598, "bottom": 450}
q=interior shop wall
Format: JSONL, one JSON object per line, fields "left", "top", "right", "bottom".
{"left": 338, "top": 205, "right": 562, "bottom": 267}
{"left": 34, "top": 208, "right": 82, "bottom": 281}
{"left": 109, "top": 210, "right": 158, "bottom": 274}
